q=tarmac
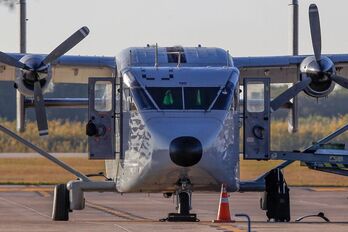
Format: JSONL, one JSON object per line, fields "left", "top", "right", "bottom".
{"left": 0, "top": 153, "right": 86, "bottom": 158}
{"left": 0, "top": 186, "right": 347, "bottom": 231}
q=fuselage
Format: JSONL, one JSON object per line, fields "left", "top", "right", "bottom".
{"left": 105, "top": 46, "right": 241, "bottom": 192}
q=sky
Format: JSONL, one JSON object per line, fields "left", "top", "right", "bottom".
{"left": 0, "top": 0, "right": 347, "bottom": 57}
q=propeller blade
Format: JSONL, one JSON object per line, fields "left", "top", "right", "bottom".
{"left": 270, "top": 77, "right": 312, "bottom": 112}
{"left": 0, "top": 51, "right": 29, "bottom": 70}
{"left": 41, "top": 26, "right": 90, "bottom": 66}
{"left": 331, "top": 74, "right": 348, "bottom": 88}
{"left": 33, "top": 81, "right": 49, "bottom": 136}
{"left": 309, "top": 4, "right": 322, "bottom": 62}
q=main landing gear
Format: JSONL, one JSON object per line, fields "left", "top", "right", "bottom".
{"left": 260, "top": 168, "right": 291, "bottom": 222}
{"left": 161, "top": 178, "right": 199, "bottom": 222}
{"left": 51, "top": 180, "right": 116, "bottom": 221}
{"left": 52, "top": 184, "right": 70, "bottom": 221}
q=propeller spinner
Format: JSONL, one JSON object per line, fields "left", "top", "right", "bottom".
{"left": 0, "top": 26, "right": 89, "bottom": 136}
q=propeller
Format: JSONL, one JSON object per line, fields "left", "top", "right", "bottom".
{"left": 0, "top": 26, "right": 90, "bottom": 136}
{"left": 34, "top": 81, "right": 48, "bottom": 136}
{"left": 41, "top": 27, "right": 89, "bottom": 66}
{"left": 306, "top": 4, "right": 348, "bottom": 89}
{"left": 271, "top": 77, "right": 312, "bottom": 112}
{"left": 331, "top": 74, "right": 348, "bottom": 89}
{"left": 272, "top": 4, "right": 348, "bottom": 110}
{"left": 309, "top": 4, "right": 322, "bottom": 63}
{"left": 0, "top": 51, "right": 30, "bottom": 70}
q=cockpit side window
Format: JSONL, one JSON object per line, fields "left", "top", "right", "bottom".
{"left": 212, "top": 81, "right": 234, "bottom": 110}
{"left": 130, "top": 87, "right": 155, "bottom": 110}
{"left": 147, "top": 87, "right": 183, "bottom": 109}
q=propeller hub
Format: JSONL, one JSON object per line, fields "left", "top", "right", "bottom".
{"left": 300, "top": 56, "right": 335, "bottom": 98}
{"left": 300, "top": 56, "right": 335, "bottom": 77}
{"left": 19, "top": 55, "right": 44, "bottom": 70}
{"left": 14, "top": 55, "right": 52, "bottom": 97}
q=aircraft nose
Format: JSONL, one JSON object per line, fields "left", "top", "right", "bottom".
{"left": 169, "top": 137, "right": 203, "bottom": 167}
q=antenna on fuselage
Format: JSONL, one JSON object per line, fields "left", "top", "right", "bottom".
{"left": 129, "top": 50, "right": 132, "bottom": 66}
{"left": 226, "top": 50, "right": 230, "bottom": 67}
{"left": 154, "top": 43, "right": 159, "bottom": 68}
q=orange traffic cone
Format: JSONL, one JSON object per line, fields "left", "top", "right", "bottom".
{"left": 213, "top": 184, "right": 235, "bottom": 223}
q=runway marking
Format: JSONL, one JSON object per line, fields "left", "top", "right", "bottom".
{"left": 113, "top": 223, "right": 134, "bottom": 232}
{"left": 0, "top": 187, "right": 53, "bottom": 198}
{"left": 85, "top": 200, "right": 151, "bottom": 221}
{"left": 79, "top": 221, "right": 135, "bottom": 232}
{"left": 0, "top": 196, "right": 50, "bottom": 219}
{"left": 204, "top": 223, "right": 246, "bottom": 232}
{"left": 0, "top": 187, "right": 53, "bottom": 193}
{"left": 36, "top": 191, "right": 51, "bottom": 197}
{"left": 309, "top": 187, "right": 348, "bottom": 192}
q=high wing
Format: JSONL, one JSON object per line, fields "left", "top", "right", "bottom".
{"left": 0, "top": 54, "right": 116, "bottom": 83}
{"left": 234, "top": 54, "right": 348, "bottom": 84}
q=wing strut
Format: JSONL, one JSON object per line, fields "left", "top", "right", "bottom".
{"left": 270, "top": 76, "right": 312, "bottom": 112}
{"left": 0, "top": 124, "right": 90, "bottom": 182}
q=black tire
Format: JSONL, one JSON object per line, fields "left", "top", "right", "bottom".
{"left": 52, "top": 184, "right": 70, "bottom": 221}
{"left": 265, "top": 169, "right": 291, "bottom": 222}
{"left": 260, "top": 192, "right": 267, "bottom": 210}
{"left": 179, "top": 192, "right": 190, "bottom": 215}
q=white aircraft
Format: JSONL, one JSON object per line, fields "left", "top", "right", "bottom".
{"left": 0, "top": 4, "right": 347, "bottom": 222}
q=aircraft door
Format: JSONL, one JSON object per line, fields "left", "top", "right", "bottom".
{"left": 87, "top": 77, "right": 116, "bottom": 160}
{"left": 243, "top": 78, "right": 270, "bottom": 160}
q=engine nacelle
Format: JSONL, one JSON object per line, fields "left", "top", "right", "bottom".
{"left": 300, "top": 56, "right": 335, "bottom": 98}
{"left": 14, "top": 55, "right": 53, "bottom": 97}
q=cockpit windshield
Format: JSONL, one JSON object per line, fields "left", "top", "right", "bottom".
{"left": 147, "top": 87, "right": 183, "bottom": 109}
{"left": 142, "top": 86, "right": 233, "bottom": 110}
{"left": 184, "top": 87, "right": 219, "bottom": 110}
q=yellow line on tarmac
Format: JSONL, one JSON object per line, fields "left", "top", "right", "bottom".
{"left": 0, "top": 187, "right": 53, "bottom": 193}
{"left": 37, "top": 191, "right": 51, "bottom": 197}
{"left": 217, "top": 224, "right": 245, "bottom": 232}
{"left": 203, "top": 223, "right": 245, "bottom": 232}
{"left": 310, "top": 187, "right": 348, "bottom": 192}
{"left": 85, "top": 201, "right": 150, "bottom": 221}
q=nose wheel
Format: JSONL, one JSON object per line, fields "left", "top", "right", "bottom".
{"left": 160, "top": 178, "right": 199, "bottom": 222}
{"left": 178, "top": 192, "right": 190, "bottom": 215}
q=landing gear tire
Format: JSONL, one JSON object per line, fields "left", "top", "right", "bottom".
{"left": 179, "top": 192, "right": 190, "bottom": 215}
{"left": 261, "top": 168, "right": 290, "bottom": 222}
{"left": 160, "top": 178, "right": 199, "bottom": 222}
{"left": 52, "top": 184, "right": 70, "bottom": 221}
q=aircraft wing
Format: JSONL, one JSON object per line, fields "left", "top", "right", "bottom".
{"left": 233, "top": 54, "right": 348, "bottom": 83}
{"left": 0, "top": 53, "right": 116, "bottom": 84}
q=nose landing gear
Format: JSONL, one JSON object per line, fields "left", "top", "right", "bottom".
{"left": 161, "top": 178, "right": 199, "bottom": 222}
